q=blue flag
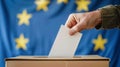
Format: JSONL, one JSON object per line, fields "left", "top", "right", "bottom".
{"left": 0, "top": 0, "right": 120, "bottom": 67}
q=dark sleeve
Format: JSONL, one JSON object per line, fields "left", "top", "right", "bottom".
{"left": 95, "top": 5, "right": 120, "bottom": 29}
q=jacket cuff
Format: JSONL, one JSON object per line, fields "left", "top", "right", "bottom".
{"left": 95, "top": 5, "right": 119, "bottom": 29}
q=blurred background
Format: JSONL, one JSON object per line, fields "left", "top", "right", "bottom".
{"left": 0, "top": 0, "right": 120, "bottom": 67}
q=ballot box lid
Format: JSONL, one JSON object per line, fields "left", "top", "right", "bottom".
{"left": 6, "top": 55, "right": 109, "bottom": 61}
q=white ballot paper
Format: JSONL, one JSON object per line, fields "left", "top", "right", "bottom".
{"left": 49, "top": 25, "right": 82, "bottom": 58}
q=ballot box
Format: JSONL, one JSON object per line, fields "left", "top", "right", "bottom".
{"left": 6, "top": 55, "right": 109, "bottom": 67}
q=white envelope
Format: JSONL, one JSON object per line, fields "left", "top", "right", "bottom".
{"left": 49, "top": 25, "right": 82, "bottom": 58}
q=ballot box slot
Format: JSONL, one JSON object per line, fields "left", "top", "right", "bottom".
{"left": 6, "top": 58, "right": 109, "bottom": 61}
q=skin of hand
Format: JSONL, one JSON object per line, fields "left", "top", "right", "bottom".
{"left": 65, "top": 10, "right": 101, "bottom": 35}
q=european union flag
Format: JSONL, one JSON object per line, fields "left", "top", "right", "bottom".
{"left": 0, "top": 0, "right": 120, "bottom": 67}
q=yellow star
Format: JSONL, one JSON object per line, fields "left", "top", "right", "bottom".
{"left": 15, "top": 34, "right": 29, "bottom": 50}
{"left": 92, "top": 34, "right": 107, "bottom": 51}
{"left": 17, "top": 10, "right": 32, "bottom": 26}
{"left": 76, "top": 0, "right": 91, "bottom": 11}
{"left": 35, "top": 0, "right": 50, "bottom": 11}
{"left": 57, "top": 0, "right": 68, "bottom": 4}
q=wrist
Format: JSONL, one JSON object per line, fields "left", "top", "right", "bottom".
{"left": 94, "top": 10, "right": 102, "bottom": 24}
{"left": 94, "top": 10, "right": 102, "bottom": 29}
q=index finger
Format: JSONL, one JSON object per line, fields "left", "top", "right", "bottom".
{"left": 65, "top": 14, "right": 77, "bottom": 28}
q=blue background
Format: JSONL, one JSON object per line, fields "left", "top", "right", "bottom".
{"left": 0, "top": 0, "right": 120, "bottom": 67}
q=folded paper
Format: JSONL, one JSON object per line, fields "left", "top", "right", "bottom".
{"left": 49, "top": 25, "right": 82, "bottom": 57}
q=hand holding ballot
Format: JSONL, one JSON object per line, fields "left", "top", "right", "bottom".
{"left": 66, "top": 5, "right": 120, "bottom": 35}
{"left": 65, "top": 10, "right": 101, "bottom": 35}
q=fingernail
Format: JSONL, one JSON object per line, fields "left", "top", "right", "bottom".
{"left": 69, "top": 29, "right": 75, "bottom": 35}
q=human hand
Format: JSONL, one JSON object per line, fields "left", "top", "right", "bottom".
{"left": 65, "top": 10, "right": 101, "bottom": 35}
